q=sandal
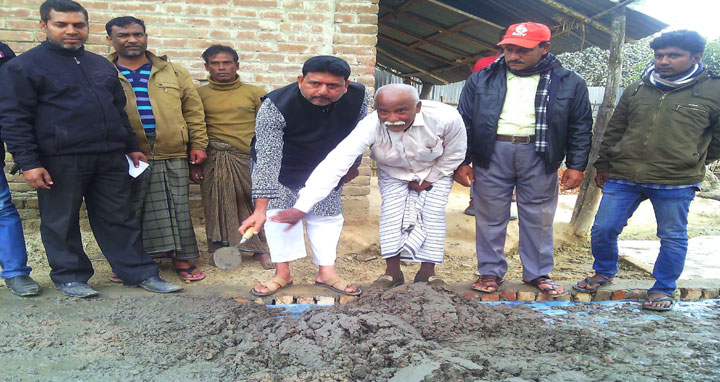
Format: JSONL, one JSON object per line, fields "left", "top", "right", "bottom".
{"left": 372, "top": 274, "right": 404, "bottom": 289}
{"left": 175, "top": 265, "right": 206, "bottom": 281}
{"left": 109, "top": 272, "right": 123, "bottom": 283}
{"left": 471, "top": 275, "right": 504, "bottom": 292}
{"left": 427, "top": 275, "right": 447, "bottom": 286}
{"left": 523, "top": 276, "right": 568, "bottom": 297}
{"left": 315, "top": 276, "right": 362, "bottom": 296}
{"left": 250, "top": 276, "right": 294, "bottom": 297}
{"left": 573, "top": 276, "right": 613, "bottom": 293}
{"left": 642, "top": 295, "right": 675, "bottom": 312}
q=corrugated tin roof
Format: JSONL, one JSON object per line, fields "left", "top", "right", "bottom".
{"left": 378, "top": 0, "right": 667, "bottom": 84}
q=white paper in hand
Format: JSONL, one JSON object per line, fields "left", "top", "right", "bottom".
{"left": 126, "top": 155, "right": 149, "bottom": 178}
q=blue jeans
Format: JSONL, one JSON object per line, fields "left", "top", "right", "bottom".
{"left": 590, "top": 181, "right": 695, "bottom": 296}
{"left": 0, "top": 174, "right": 31, "bottom": 279}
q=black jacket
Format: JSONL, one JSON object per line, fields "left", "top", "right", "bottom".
{"left": 457, "top": 60, "right": 593, "bottom": 173}
{"left": 0, "top": 41, "right": 139, "bottom": 171}
{"left": 0, "top": 42, "right": 16, "bottom": 166}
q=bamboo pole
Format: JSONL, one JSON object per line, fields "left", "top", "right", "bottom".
{"left": 569, "top": 8, "right": 626, "bottom": 236}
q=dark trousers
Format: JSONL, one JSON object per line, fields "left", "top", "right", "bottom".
{"left": 37, "top": 152, "right": 158, "bottom": 285}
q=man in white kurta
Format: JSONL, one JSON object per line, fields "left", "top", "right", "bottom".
{"left": 270, "top": 84, "right": 466, "bottom": 287}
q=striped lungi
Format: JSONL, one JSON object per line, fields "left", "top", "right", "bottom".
{"left": 377, "top": 169, "right": 453, "bottom": 264}
{"left": 130, "top": 157, "right": 199, "bottom": 259}
{"left": 201, "top": 140, "right": 268, "bottom": 253}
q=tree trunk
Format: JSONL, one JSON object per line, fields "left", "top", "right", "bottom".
{"left": 570, "top": 8, "right": 626, "bottom": 236}
{"left": 419, "top": 81, "right": 434, "bottom": 99}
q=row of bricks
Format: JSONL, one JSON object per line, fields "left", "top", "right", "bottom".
{"left": 232, "top": 294, "right": 358, "bottom": 305}
{"left": 463, "top": 287, "right": 720, "bottom": 302}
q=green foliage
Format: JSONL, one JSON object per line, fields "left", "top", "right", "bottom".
{"left": 557, "top": 37, "right": 720, "bottom": 87}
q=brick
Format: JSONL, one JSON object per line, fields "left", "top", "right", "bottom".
{"left": 463, "top": 292, "right": 479, "bottom": 299}
{"left": 554, "top": 294, "right": 571, "bottom": 301}
{"left": 296, "top": 295, "right": 315, "bottom": 305}
{"left": 481, "top": 293, "right": 500, "bottom": 302}
{"left": 702, "top": 288, "right": 719, "bottom": 299}
{"left": 9, "top": 183, "right": 33, "bottom": 192}
{"left": 254, "top": 298, "right": 266, "bottom": 305}
{"left": 25, "top": 199, "right": 38, "bottom": 209}
{"left": 517, "top": 291, "right": 536, "bottom": 301}
{"left": 316, "top": 296, "right": 335, "bottom": 305}
{"left": 500, "top": 291, "right": 516, "bottom": 301}
{"left": 0, "top": 31, "right": 34, "bottom": 42}
{"left": 595, "top": 290, "right": 613, "bottom": 301}
{"left": 611, "top": 290, "right": 628, "bottom": 300}
{"left": 681, "top": 288, "right": 703, "bottom": 300}
{"left": 0, "top": 8, "right": 32, "bottom": 19}
{"left": 274, "top": 294, "right": 294, "bottom": 305}
{"left": 233, "top": 0, "right": 278, "bottom": 6}
{"left": 338, "top": 295, "right": 357, "bottom": 305}
{"left": 112, "top": 3, "right": 159, "bottom": 12}
{"left": 536, "top": 293, "right": 554, "bottom": 301}
{"left": 232, "top": 297, "right": 250, "bottom": 304}
{"left": 335, "top": 3, "right": 378, "bottom": 14}
{"left": 574, "top": 292, "right": 592, "bottom": 302}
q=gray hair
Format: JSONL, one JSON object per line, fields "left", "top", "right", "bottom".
{"left": 374, "top": 83, "right": 420, "bottom": 104}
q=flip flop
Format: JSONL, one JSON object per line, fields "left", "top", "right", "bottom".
{"left": 573, "top": 276, "right": 613, "bottom": 293}
{"left": 175, "top": 265, "right": 206, "bottom": 281}
{"left": 250, "top": 276, "right": 294, "bottom": 297}
{"left": 642, "top": 295, "right": 675, "bottom": 312}
{"left": 315, "top": 276, "right": 362, "bottom": 296}
{"left": 109, "top": 272, "right": 123, "bottom": 283}
{"left": 371, "top": 274, "right": 404, "bottom": 289}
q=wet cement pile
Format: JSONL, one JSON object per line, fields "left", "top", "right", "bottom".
{"left": 1, "top": 285, "right": 719, "bottom": 381}
{"left": 188, "top": 284, "right": 610, "bottom": 381}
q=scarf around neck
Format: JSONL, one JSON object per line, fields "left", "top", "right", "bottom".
{"left": 642, "top": 61, "right": 704, "bottom": 91}
{"left": 497, "top": 53, "right": 562, "bottom": 153}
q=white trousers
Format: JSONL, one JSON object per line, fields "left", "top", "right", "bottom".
{"left": 263, "top": 209, "right": 344, "bottom": 266}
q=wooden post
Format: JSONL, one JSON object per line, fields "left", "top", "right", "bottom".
{"left": 419, "top": 81, "right": 434, "bottom": 99}
{"left": 569, "top": 7, "right": 626, "bottom": 236}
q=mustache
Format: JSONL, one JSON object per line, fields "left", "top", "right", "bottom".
{"left": 507, "top": 60, "right": 523, "bottom": 65}
{"left": 383, "top": 121, "right": 405, "bottom": 126}
{"left": 311, "top": 96, "right": 331, "bottom": 100}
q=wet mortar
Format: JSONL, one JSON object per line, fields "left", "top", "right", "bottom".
{"left": 1, "top": 284, "right": 719, "bottom": 381}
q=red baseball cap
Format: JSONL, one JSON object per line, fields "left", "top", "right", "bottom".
{"left": 498, "top": 22, "right": 551, "bottom": 48}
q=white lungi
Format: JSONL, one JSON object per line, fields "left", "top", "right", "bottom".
{"left": 264, "top": 209, "right": 344, "bottom": 266}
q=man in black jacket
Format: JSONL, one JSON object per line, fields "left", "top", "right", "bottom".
{"left": 0, "top": 42, "right": 41, "bottom": 297}
{"left": 0, "top": 0, "right": 181, "bottom": 297}
{"left": 455, "top": 22, "right": 592, "bottom": 297}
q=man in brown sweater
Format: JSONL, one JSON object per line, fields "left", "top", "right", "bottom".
{"left": 193, "top": 45, "right": 272, "bottom": 268}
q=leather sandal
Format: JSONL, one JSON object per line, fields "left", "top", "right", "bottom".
{"left": 471, "top": 274, "right": 504, "bottom": 292}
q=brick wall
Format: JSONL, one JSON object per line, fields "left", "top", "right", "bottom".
{"left": 1, "top": 0, "right": 378, "bottom": 218}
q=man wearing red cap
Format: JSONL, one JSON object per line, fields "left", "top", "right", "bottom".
{"left": 455, "top": 22, "right": 592, "bottom": 296}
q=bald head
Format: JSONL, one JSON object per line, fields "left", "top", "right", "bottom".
{"left": 374, "top": 83, "right": 419, "bottom": 104}
{"left": 374, "top": 84, "right": 422, "bottom": 132}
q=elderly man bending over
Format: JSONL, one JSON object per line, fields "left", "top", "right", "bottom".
{"left": 271, "top": 84, "right": 467, "bottom": 287}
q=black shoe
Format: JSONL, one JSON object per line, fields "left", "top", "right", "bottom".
{"left": 54, "top": 282, "right": 99, "bottom": 298}
{"left": 5, "top": 275, "right": 41, "bottom": 297}
{"left": 137, "top": 276, "right": 183, "bottom": 293}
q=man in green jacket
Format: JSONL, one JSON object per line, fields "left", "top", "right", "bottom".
{"left": 106, "top": 16, "right": 209, "bottom": 282}
{"left": 574, "top": 30, "right": 720, "bottom": 311}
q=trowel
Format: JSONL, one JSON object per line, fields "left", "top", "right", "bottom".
{"left": 213, "top": 227, "right": 255, "bottom": 270}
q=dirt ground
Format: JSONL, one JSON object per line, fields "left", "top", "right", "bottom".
{"left": 1, "top": 284, "right": 718, "bottom": 381}
{"left": 15, "top": 178, "right": 720, "bottom": 290}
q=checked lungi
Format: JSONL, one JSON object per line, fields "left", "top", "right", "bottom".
{"left": 378, "top": 169, "right": 453, "bottom": 264}
{"left": 201, "top": 140, "right": 268, "bottom": 253}
{"left": 130, "top": 157, "right": 199, "bottom": 260}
